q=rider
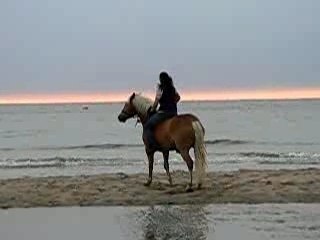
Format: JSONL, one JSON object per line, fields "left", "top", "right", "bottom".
{"left": 144, "top": 71, "right": 180, "bottom": 150}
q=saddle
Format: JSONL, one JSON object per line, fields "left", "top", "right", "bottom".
{"left": 147, "top": 108, "right": 176, "bottom": 124}
{"left": 147, "top": 107, "right": 157, "bottom": 119}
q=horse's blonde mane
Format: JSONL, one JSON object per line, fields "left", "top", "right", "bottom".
{"left": 131, "top": 94, "right": 153, "bottom": 117}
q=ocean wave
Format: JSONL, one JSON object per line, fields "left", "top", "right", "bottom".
{"left": 239, "top": 152, "right": 281, "bottom": 158}
{"left": 53, "top": 141, "right": 319, "bottom": 149}
{"left": 258, "top": 159, "right": 320, "bottom": 165}
{"left": 0, "top": 148, "right": 15, "bottom": 151}
{"left": 227, "top": 151, "right": 320, "bottom": 165}
{"left": 0, "top": 151, "right": 319, "bottom": 169}
{"left": 43, "top": 143, "right": 143, "bottom": 150}
{"left": 237, "top": 152, "right": 320, "bottom": 159}
{"left": 212, "top": 151, "right": 320, "bottom": 166}
{"left": 0, "top": 144, "right": 143, "bottom": 151}
{"left": 1, "top": 138, "right": 319, "bottom": 152}
{"left": 206, "top": 139, "right": 320, "bottom": 146}
{"left": 0, "top": 139, "right": 251, "bottom": 151}
{"left": 26, "top": 139, "right": 253, "bottom": 150}
{"left": 264, "top": 141, "right": 320, "bottom": 146}
{"left": 0, "top": 157, "right": 142, "bottom": 169}
{"left": 205, "top": 139, "right": 250, "bottom": 145}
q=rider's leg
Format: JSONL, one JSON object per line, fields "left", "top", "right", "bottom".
{"left": 144, "top": 112, "right": 163, "bottom": 148}
{"left": 144, "top": 112, "right": 177, "bottom": 149}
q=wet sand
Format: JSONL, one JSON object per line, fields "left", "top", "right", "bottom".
{"left": 0, "top": 168, "right": 319, "bottom": 208}
{"left": 2, "top": 204, "right": 320, "bottom": 240}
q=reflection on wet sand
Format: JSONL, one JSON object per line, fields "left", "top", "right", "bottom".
{"left": 133, "top": 205, "right": 210, "bottom": 240}
{"left": 1, "top": 204, "right": 320, "bottom": 240}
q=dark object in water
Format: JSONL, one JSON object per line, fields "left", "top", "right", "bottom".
{"left": 82, "top": 105, "right": 89, "bottom": 110}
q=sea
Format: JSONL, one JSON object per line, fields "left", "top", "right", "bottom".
{"left": 1, "top": 99, "right": 320, "bottom": 240}
{"left": 0, "top": 99, "right": 319, "bottom": 179}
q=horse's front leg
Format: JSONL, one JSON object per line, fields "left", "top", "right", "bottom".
{"left": 162, "top": 151, "right": 173, "bottom": 186}
{"left": 144, "top": 150, "right": 154, "bottom": 186}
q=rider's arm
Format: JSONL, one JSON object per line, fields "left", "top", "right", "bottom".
{"left": 151, "top": 85, "right": 162, "bottom": 111}
{"left": 174, "top": 90, "right": 181, "bottom": 103}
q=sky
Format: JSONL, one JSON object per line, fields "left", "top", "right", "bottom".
{"left": 0, "top": 0, "right": 319, "bottom": 103}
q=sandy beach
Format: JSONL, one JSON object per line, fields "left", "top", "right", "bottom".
{"left": 0, "top": 168, "right": 319, "bottom": 208}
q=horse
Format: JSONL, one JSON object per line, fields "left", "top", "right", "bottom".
{"left": 118, "top": 93, "right": 208, "bottom": 192}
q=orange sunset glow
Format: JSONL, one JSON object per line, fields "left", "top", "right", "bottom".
{"left": 0, "top": 88, "right": 320, "bottom": 104}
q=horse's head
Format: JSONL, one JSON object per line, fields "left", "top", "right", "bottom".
{"left": 118, "top": 92, "right": 153, "bottom": 123}
{"left": 118, "top": 93, "right": 137, "bottom": 122}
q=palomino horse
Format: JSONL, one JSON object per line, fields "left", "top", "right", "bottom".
{"left": 118, "top": 93, "right": 207, "bottom": 192}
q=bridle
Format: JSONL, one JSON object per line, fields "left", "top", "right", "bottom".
{"left": 120, "top": 109, "right": 141, "bottom": 126}
{"left": 120, "top": 97, "right": 152, "bottom": 126}
{"left": 120, "top": 109, "right": 135, "bottom": 119}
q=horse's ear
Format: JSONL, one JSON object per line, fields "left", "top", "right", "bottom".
{"left": 129, "top": 92, "right": 135, "bottom": 103}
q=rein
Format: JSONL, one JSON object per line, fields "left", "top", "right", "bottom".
{"left": 121, "top": 110, "right": 141, "bottom": 127}
{"left": 135, "top": 118, "right": 141, "bottom": 127}
{"left": 132, "top": 105, "right": 152, "bottom": 127}
{"left": 124, "top": 95, "right": 153, "bottom": 127}
{"left": 121, "top": 110, "right": 134, "bottom": 119}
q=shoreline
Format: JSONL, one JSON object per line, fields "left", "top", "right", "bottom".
{"left": 0, "top": 168, "right": 319, "bottom": 209}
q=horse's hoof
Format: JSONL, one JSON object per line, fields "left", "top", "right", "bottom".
{"left": 185, "top": 186, "right": 194, "bottom": 193}
{"left": 144, "top": 180, "right": 152, "bottom": 187}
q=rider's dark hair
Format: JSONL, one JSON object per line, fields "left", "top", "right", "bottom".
{"left": 159, "top": 72, "right": 175, "bottom": 92}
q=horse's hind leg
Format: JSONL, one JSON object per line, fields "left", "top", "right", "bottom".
{"left": 180, "top": 149, "right": 194, "bottom": 192}
{"left": 144, "top": 150, "right": 154, "bottom": 186}
{"left": 162, "top": 151, "right": 173, "bottom": 186}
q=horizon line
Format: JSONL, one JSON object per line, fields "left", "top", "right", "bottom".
{"left": 1, "top": 98, "right": 319, "bottom": 106}
{"left": 1, "top": 88, "right": 320, "bottom": 105}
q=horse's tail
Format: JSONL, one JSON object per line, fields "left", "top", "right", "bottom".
{"left": 192, "top": 121, "right": 208, "bottom": 186}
